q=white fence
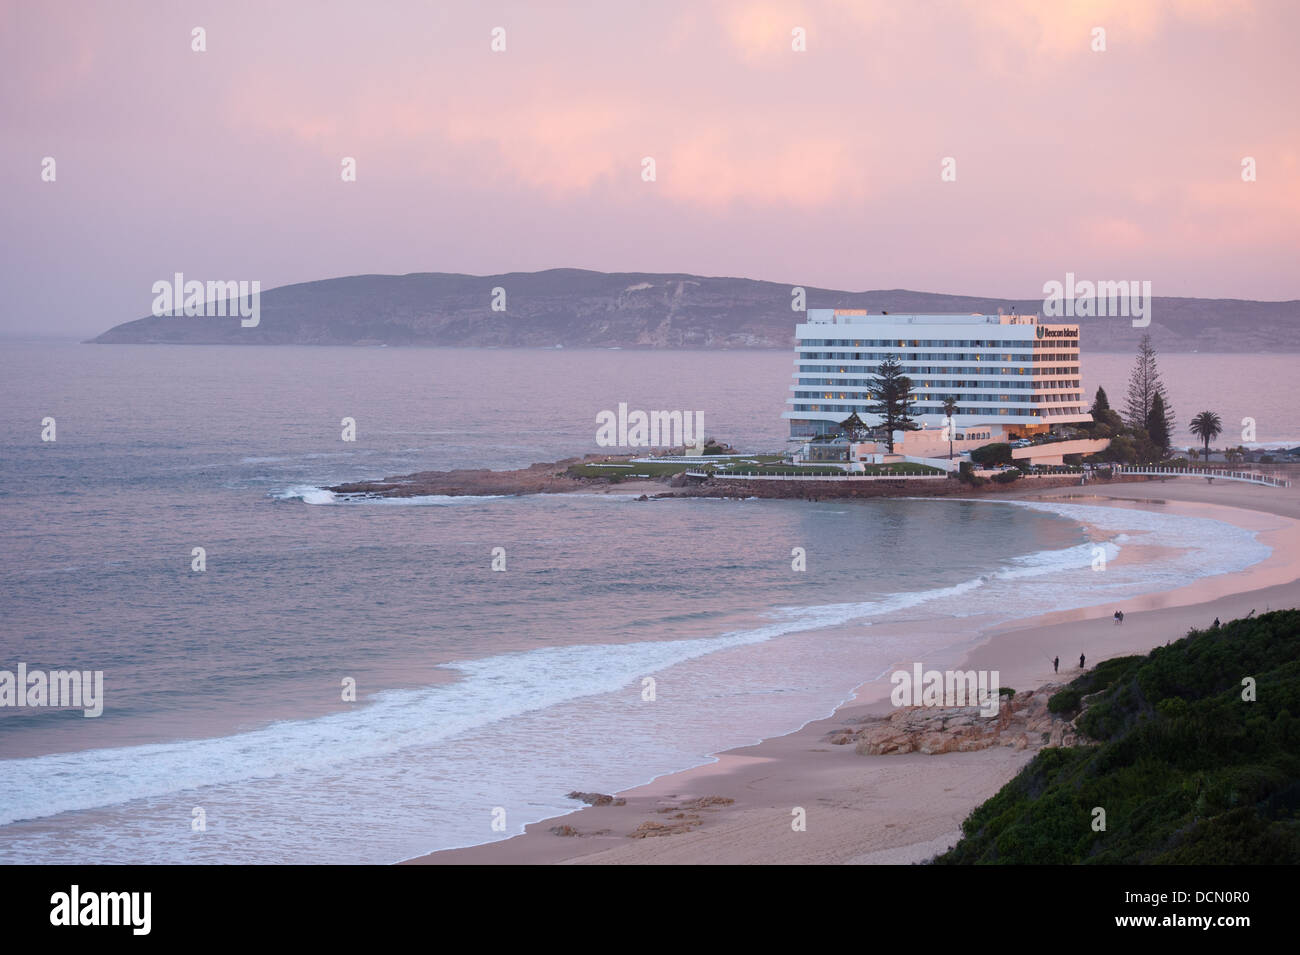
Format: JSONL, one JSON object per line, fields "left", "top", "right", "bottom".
{"left": 1117, "top": 466, "right": 1290, "bottom": 487}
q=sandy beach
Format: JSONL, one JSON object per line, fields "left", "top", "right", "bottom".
{"left": 405, "top": 476, "right": 1300, "bottom": 865}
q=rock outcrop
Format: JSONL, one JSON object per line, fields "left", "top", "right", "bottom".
{"left": 566, "top": 791, "right": 627, "bottom": 807}
{"left": 835, "top": 685, "right": 1083, "bottom": 756}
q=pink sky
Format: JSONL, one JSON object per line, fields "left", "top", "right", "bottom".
{"left": 3, "top": 0, "right": 1298, "bottom": 336}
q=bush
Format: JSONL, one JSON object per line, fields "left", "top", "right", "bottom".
{"left": 1156, "top": 696, "right": 1190, "bottom": 718}
{"left": 1102, "top": 434, "right": 1137, "bottom": 463}
{"left": 970, "top": 442, "right": 1012, "bottom": 466}
{"left": 992, "top": 469, "right": 1021, "bottom": 484}
{"left": 1091, "top": 408, "right": 1124, "bottom": 437}
{"left": 1048, "top": 687, "right": 1083, "bottom": 715}
{"left": 957, "top": 461, "right": 986, "bottom": 486}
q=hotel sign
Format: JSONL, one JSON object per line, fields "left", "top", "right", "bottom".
{"left": 1036, "top": 326, "right": 1078, "bottom": 339}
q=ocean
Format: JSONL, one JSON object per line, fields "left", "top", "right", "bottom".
{"left": 0, "top": 343, "right": 1284, "bottom": 863}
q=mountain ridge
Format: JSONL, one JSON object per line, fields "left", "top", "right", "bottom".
{"left": 89, "top": 268, "right": 1300, "bottom": 352}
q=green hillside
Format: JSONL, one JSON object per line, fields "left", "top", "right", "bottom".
{"left": 935, "top": 610, "right": 1300, "bottom": 864}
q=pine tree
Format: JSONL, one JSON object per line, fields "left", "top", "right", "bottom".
{"left": 867, "top": 356, "right": 920, "bottom": 452}
{"left": 1125, "top": 334, "right": 1175, "bottom": 438}
{"left": 1091, "top": 386, "right": 1110, "bottom": 415}
{"left": 1146, "top": 392, "right": 1171, "bottom": 454}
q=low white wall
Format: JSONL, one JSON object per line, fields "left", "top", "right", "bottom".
{"left": 1011, "top": 438, "right": 1110, "bottom": 465}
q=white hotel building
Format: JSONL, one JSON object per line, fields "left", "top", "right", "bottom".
{"left": 783, "top": 309, "right": 1091, "bottom": 441}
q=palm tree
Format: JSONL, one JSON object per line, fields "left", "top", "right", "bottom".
{"left": 1189, "top": 411, "right": 1223, "bottom": 460}
{"left": 942, "top": 396, "right": 958, "bottom": 459}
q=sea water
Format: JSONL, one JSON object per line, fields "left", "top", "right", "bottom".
{"left": 0, "top": 343, "right": 1277, "bottom": 862}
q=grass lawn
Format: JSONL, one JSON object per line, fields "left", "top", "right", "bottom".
{"left": 567, "top": 461, "right": 695, "bottom": 479}
{"left": 567, "top": 453, "right": 788, "bottom": 480}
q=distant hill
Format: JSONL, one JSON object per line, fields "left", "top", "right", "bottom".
{"left": 89, "top": 269, "right": 1300, "bottom": 351}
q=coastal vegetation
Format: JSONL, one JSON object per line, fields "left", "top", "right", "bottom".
{"left": 934, "top": 610, "right": 1300, "bottom": 864}
{"left": 1081, "top": 382, "right": 1197, "bottom": 467}
{"left": 1072, "top": 337, "right": 1254, "bottom": 467}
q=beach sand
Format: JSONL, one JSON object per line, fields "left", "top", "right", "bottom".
{"left": 405, "top": 476, "right": 1300, "bottom": 865}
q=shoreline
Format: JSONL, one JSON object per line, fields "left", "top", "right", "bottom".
{"left": 326, "top": 453, "right": 1172, "bottom": 502}
{"left": 404, "top": 478, "right": 1300, "bottom": 865}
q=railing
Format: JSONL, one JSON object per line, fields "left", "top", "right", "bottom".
{"left": 1117, "top": 466, "right": 1290, "bottom": 487}
{"left": 680, "top": 465, "right": 1289, "bottom": 487}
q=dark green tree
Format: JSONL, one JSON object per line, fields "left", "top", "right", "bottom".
{"left": 1086, "top": 386, "right": 1123, "bottom": 436}
{"left": 867, "top": 356, "right": 920, "bottom": 452}
{"left": 1102, "top": 434, "right": 1137, "bottom": 463}
{"left": 1145, "top": 392, "right": 1171, "bottom": 455}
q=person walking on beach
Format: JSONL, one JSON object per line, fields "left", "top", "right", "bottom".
{"left": 1053, "top": 655, "right": 1059, "bottom": 674}
{"left": 1079, "top": 653, "right": 1086, "bottom": 669}
{"left": 1113, "top": 610, "right": 1121, "bottom": 625}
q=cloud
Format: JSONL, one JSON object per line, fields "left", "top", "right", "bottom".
{"left": 954, "top": 0, "right": 1252, "bottom": 58}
